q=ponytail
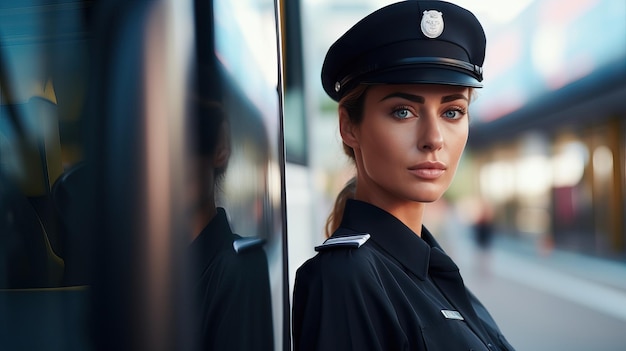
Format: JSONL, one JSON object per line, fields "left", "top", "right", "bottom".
{"left": 324, "top": 177, "right": 357, "bottom": 238}
{"left": 322, "top": 86, "right": 366, "bottom": 238}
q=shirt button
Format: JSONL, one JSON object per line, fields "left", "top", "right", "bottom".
{"left": 487, "top": 343, "right": 494, "bottom": 350}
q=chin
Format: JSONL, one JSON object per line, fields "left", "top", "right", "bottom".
{"left": 404, "top": 185, "right": 447, "bottom": 203}
{"left": 415, "top": 196, "right": 441, "bottom": 203}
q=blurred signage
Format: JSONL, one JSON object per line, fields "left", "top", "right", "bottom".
{"left": 470, "top": 0, "right": 626, "bottom": 122}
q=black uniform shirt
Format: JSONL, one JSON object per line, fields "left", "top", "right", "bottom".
{"left": 293, "top": 199, "right": 515, "bottom": 351}
{"left": 191, "top": 208, "right": 273, "bottom": 351}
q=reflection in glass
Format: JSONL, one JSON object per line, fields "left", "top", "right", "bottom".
{"left": 0, "top": 2, "right": 92, "bottom": 350}
{"left": 1, "top": 0, "right": 285, "bottom": 349}
{"left": 187, "top": 98, "right": 273, "bottom": 350}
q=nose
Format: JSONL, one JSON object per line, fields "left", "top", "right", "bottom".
{"left": 418, "top": 116, "right": 444, "bottom": 151}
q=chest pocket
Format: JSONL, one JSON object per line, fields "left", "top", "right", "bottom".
{"left": 421, "top": 318, "right": 489, "bottom": 351}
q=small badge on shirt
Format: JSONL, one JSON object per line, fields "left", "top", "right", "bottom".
{"left": 441, "top": 310, "right": 464, "bottom": 320}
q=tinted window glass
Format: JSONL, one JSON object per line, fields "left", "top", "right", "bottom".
{"left": 0, "top": 0, "right": 286, "bottom": 349}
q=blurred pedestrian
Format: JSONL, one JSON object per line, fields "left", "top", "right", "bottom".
{"left": 473, "top": 197, "right": 495, "bottom": 250}
{"left": 472, "top": 197, "right": 495, "bottom": 276}
{"left": 292, "top": 1, "right": 515, "bottom": 350}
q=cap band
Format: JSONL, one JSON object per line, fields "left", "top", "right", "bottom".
{"left": 336, "top": 56, "right": 483, "bottom": 94}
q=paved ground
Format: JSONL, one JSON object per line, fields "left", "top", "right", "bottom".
{"left": 448, "top": 231, "right": 626, "bottom": 351}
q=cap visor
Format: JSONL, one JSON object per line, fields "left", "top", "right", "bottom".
{"left": 361, "top": 67, "right": 483, "bottom": 88}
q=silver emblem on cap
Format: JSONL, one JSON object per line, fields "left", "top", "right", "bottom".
{"left": 335, "top": 81, "right": 341, "bottom": 93}
{"left": 421, "top": 10, "right": 444, "bottom": 39}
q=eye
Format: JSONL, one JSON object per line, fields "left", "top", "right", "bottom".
{"left": 442, "top": 108, "right": 466, "bottom": 120}
{"left": 392, "top": 107, "right": 416, "bottom": 120}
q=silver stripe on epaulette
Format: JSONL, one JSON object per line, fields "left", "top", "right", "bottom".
{"left": 315, "top": 233, "right": 370, "bottom": 251}
{"left": 233, "top": 237, "right": 265, "bottom": 254}
{"left": 441, "top": 310, "right": 464, "bottom": 320}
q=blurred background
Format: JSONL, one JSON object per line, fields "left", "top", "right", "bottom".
{"left": 285, "top": 0, "right": 626, "bottom": 350}
{"left": 0, "top": 0, "right": 624, "bottom": 350}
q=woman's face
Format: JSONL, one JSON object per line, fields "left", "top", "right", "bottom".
{"left": 341, "top": 84, "right": 470, "bottom": 206}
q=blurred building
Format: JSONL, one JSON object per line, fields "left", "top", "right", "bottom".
{"left": 466, "top": 0, "right": 626, "bottom": 259}
{"left": 287, "top": 0, "right": 626, "bottom": 267}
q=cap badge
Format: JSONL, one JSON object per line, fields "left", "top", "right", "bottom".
{"left": 420, "top": 10, "right": 444, "bottom": 39}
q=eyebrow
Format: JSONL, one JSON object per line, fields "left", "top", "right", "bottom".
{"left": 379, "top": 92, "right": 468, "bottom": 104}
{"left": 441, "top": 94, "right": 469, "bottom": 103}
{"left": 379, "top": 92, "right": 424, "bottom": 103}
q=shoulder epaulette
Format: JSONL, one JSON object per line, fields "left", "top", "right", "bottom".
{"left": 233, "top": 237, "right": 266, "bottom": 254}
{"left": 315, "top": 233, "right": 370, "bottom": 252}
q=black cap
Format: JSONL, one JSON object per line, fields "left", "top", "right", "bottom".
{"left": 321, "top": 0, "right": 486, "bottom": 102}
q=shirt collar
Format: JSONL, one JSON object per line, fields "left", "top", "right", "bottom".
{"left": 189, "top": 207, "right": 234, "bottom": 274}
{"left": 338, "top": 199, "right": 432, "bottom": 280}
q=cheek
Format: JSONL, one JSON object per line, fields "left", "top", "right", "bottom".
{"left": 361, "top": 125, "right": 412, "bottom": 162}
{"left": 446, "top": 124, "right": 469, "bottom": 162}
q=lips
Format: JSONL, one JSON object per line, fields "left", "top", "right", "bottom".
{"left": 408, "top": 161, "right": 447, "bottom": 180}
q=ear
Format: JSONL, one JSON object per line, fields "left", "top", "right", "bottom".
{"left": 339, "top": 107, "right": 360, "bottom": 149}
{"left": 213, "top": 121, "right": 231, "bottom": 168}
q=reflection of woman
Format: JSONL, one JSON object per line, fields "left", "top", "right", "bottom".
{"left": 293, "top": 1, "right": 515, "bottom": 350}
{"left": 188, "top": 99, "right": 273, "bottom": 351}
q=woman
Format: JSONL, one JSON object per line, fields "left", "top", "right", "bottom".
{"left": 292, "top": 1, "right": 515, "bottom": 350}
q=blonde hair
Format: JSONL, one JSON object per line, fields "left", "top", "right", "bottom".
{"left": 324, "top": 177, "right": 357, "bottom": 238}
{"left": 321, "top": 86, "right": 370, "bottom": 238}
{"left": 337, "top": 84, "right": 370, "bottom": 160}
